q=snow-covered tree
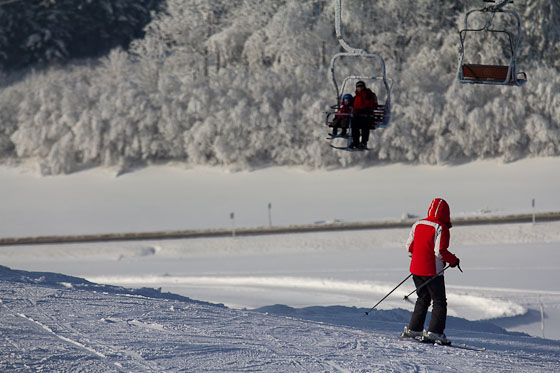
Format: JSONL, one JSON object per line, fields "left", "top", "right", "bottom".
{"left": 1, "top": 0, "right": 559, "bottom": 174}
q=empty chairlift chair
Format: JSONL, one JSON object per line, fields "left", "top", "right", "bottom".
{"left": 457, "top": 0, "right": 527, "bottom": 87}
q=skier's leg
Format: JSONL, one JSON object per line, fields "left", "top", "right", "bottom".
{"left": 331, "top": 118, "right": 340, "bottom": 136}
{"left": 409, "top": 275, "right": 431, "bottom": 332}
{"left": 340, "top": 118, "right": 349, "bottom": 136}
{"left": 351, "top": 117, "right": 360, "bottom": 147}
{"left": 361, "top": 119, "right": 370, "bottom": 144}
{"left": 426, "top": 275, "right": 447, "bottom": 335}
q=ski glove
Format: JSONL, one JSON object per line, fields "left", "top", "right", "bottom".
{"left": 450, "top": 258, "right": 460, "bottom": 268}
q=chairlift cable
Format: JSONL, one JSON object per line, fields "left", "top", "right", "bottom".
{"left": 486, "top": 0, "right": 514, "bottom": 12}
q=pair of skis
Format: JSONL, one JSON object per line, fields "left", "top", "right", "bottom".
{"left": 326, "top": 134, "right": 349, "bottom": 141}
{"left": 326, "top": 135, "right": 370, "bottom": 151}
{"left": 400, "top": 335, "right": 486, "bottom": 352}
{"left": 329, "top": 144, "right": 369, "bottom": 152}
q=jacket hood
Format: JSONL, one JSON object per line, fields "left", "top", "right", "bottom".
{"left": 427, "top": 198, "right": 452, "bottom": 228}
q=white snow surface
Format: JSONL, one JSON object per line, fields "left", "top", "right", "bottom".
{"left": 2, "top": 158, "right": 560, "bottom": 371}
{"left": 1, "top": 266, "right": 559, "bottom": 372}
{"left": 2, "top": 266, "right": 559, "bottom": 372}
{"left": 2, "top": 157, "right": 560, "bottom": 237}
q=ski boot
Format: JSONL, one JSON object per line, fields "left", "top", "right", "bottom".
{"left": 400, "top": 326, "right": 423, "bottom": 339}
{"left": 421, "top": 330, "right": 450, "bottom": 345}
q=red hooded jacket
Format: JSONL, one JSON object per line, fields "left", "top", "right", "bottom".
{"left": 406, "top": 198, "right": 459, "bottom": 276}
{"left": 353, "top": 88, "right": 377, "bottom": 115}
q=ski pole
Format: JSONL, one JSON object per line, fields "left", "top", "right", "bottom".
{"left": 403, "top": 264, "right": 452, "bottom": 301}
{"left": 364, "top": 273, "right": 413, "bottom": 316}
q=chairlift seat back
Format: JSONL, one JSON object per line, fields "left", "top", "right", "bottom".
{"left": 462, "top": 64, "right": 511, "bottom": 82}
{"left": 372, "top": 105, "right": 387, "bottom": 128}
{"left": 460, "top": 63, "right": 526, "bottom": 86}
{"left": 457, "top": 1, "right": 527, "bottom": 87}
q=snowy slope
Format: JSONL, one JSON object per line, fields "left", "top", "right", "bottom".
{"left": 2, "top": 159, "right": 560, "bottom": 370}
{"left": 2, "top": 157, "right": 560, "bottom": 237}
{"left": 1, "top": 265, "right": 559, "bottom": 372}
{"left": 2, "top": 158, "right": 560, "bottom": 341}
{"left": 4, "top": 223, "right": 560, "bottom": 340}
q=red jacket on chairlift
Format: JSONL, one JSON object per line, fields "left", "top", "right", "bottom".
{"left": 335, "top": 103, "right": 352, "bottom": 119}
{"left": 353, "top": 88, "right": 377, "bottom": 115}
{"left": 405, "top": 198, "right": 459, "bottom": 277}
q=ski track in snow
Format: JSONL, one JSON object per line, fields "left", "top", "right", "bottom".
{"left": 1, "top": 275, "right": 560, "bottom": 372}
{"left": 15, "top": 313, "right": 108, "bottom": 359}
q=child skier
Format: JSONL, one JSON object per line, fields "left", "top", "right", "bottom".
{"left": 401, "top": 198, "right": 460, "bottom": 344}
{"left": 329, "top": 93, "right": 353, "bottom": 137}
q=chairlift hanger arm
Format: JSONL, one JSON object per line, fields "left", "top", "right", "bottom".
{"left": 328, "top": 0, "right": 392, "bottom": 127}
{"left": 329, "top": 52, "right": 390, "bottom": 101}
{"left": 335, "top": 0, "right": 369, "bottom": 55}
{"left": 460, "top": 4, "right": 521, "bottom": 52}
{"left": 464, "top": 1, "right": 521, "bottom": 32}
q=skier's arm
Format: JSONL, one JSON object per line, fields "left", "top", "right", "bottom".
{"left": 405, "top": 225, "right": 415, "bottom": 257}
{"left": 438, "top": 228, "right": 459, "bottom": 266}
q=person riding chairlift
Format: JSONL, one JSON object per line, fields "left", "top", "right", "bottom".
{"left": 351, "top": 81, "right": 377, "bottom": 149}
{"left": 330, "top": 93, "right": 353, "bottom": 137}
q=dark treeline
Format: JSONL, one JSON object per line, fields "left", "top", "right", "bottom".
{"left": 0, "top": 0, "right": 164, "bottom": 70}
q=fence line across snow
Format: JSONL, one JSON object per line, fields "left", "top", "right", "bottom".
{"left": 1, "top": 211, "right": 560, "bottom": 247}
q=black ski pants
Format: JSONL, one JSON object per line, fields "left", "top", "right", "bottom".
{"left": 351, "top": 115, "right": 370, "bottom": 145}
{"left": 331, "top": 117, "right": 349, "bottom": 135}
{"left": 408, "top": 274, "right": 447, "bottom": 335}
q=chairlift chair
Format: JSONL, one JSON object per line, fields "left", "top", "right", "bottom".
{"left": 325, "top": 53, "right": 392, "bottom": 132}
{"left": 338, "top": 75, "right": 390, "bottom": 128}
{"left": 457, "top": 0, "right": 527, "bottom": 87}
{"left": 325, "top": 0, "right": 393, "bottom": 149}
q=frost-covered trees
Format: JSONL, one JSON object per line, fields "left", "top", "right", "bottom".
{"left": 1, "top": 0, "right": 559, "bottom": 174}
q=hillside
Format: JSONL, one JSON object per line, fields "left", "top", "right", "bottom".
{"left": 0, "top": 0, "right": 559, "bottom": 174}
